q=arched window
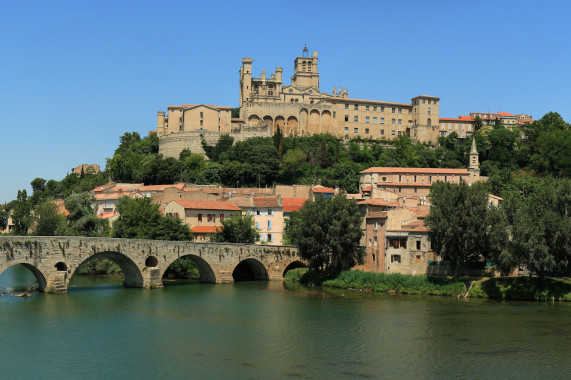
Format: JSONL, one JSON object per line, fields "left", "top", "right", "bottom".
{"left": 302, "top": 61, "right": 306, "bottom": 71}
{"left": 308, "top": 62, "right": 312, "bottom": 71}
{"left": 427, "top": 118, "right": 432, "bottom": 127}
{"left": 290, "top": 99, "right": 294, "bottom": 103}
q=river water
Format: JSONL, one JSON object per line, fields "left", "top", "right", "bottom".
{"left": 1, "top": 265, "right": 570, "bottom": 379}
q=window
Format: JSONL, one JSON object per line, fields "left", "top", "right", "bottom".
{"left": 416, "top": 255, "right": 421, "bottom": 264}
{"left": 366, "top": 116, "right": 369, "bottom": 123}
{"left": 414, "top": 175, "right": 417, "bottom": 182}
{"left": 345, "top": 115, "right": 349, "bottom": 122}
{"left": 392, "top": 130, "right": 396, "bottom": 136}
{"left": 398, "top": 131, "right": 402, "bottom": 136}
{"left": 382, "top": 176, "right": 387, "bottom": 181}
{"left": 427, "top": 118, "right": 432, "bottom": 127}
{"left": 429, "top": 175, "right": 432, "bottom": 182}
{"left": 179, "top": 125, "right": 183, "bottom": 131}
{"left": 198, "top": 214, "right": 203, "bottom": 222}
{"left": 391, "top": 118, "right": 396, "bottom": 125}
{"left": 200, "top": 112, "right": 204, "bottom": 118}
{"left": 398, "top": 108, "right": 402, "bottom": 114}
{"left": 267, "top": 233, "right": 272, "bottom": 242}
{"left": 366, "top": 105, "right": 370, "bottom": 111}
{"left": 368, "top": 239, "right": 372, "bottom": 247}
{"left": 354, "top": 128, "right": 358, "bottom": 133}
{"left": 344, "top": 127, "right": 348, "bottom": 132}
{"left": 354, "top": 116, "right": 358, "bottom": 122}
{"left": 345, "top": 104, "right": 349, "bottom": 109}
{"left": 372, "top": 254, "right": 376, "bottom": 262}
{"left": 220, "top": 214, "right": 224, "bottom": 221}
{"left": 247, "top": 209, "right": 252, "bottom": 215}
{"left": 381, "top": 106, "right": 385, "bottom": 112}
{"left": 200, "top": 120, "right": 203, "bottom": 126}
{"left": 399, "top": 175, "right": 402, "bottom": 182}
{"left": 391, "top": 255, "right": 402, "bottom": 263}
{"left": 398, "top": 119, "right": 402, "bottom": 126}
{"left": 256, "top": 209, "right": 261, "bottom": 216}
{"left": 381, "top": 130, "right": 385, "bottom": 135}
{"left": 373, "top": 106, "right": 377, "bottom": 112}
{"left": 381, "top": 117, "right": 385, "bottom": 124}
{"left": 256, "top": 222, "right": 260, "bottom": 229}
{"left": 422, "top": 99, "right": 426, "bottom": 104}
{"left": 416, "top": 240, "right": 421, "bottom": 250}
{"left": 373, "top": 117, "right": 377, "bottom": 124}
{"left": 354, "top": 104, "right": 358, "bottom": 110}
{"left": 374, "top": 221, "right": 378, "bottom": 230}
{"left": 365, "top": 128, "right": 369, "bottom": 134}
{"left": 265, "top": 209, "right": 268, "bottom": 216}
{"left": 374, "top": 236, "right": 378, "bottom": 246}
{"left": 333, "top": 112, "right": 336, "bottom": 118}
{"left": 289, "top": 89, "right": 293, "bottom": 93}
{"left": 207, "top": 214, "right": 215, "bottom": 222}
{"left": 268, "top": 220, "right": 272, "bottom": 230}
{"left": 269, "top": 209, "right": 274, "bottom": 216}
{"left": 392, "top": 107, "right": 396, "bottom": 113}
{"left": 408, "top": 109, "right": 412, "bottom": 115}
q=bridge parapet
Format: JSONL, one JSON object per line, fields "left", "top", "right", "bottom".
{"left": 0, "top": 236, "right": 302, "bottom": 293}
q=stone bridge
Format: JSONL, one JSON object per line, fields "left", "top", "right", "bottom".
{"left": 0, "top": 236, "right": 304, "bottom": 293}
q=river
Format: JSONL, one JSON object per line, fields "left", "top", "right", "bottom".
{"left": 1, "top": 265, "right": 570, "bottom": 379}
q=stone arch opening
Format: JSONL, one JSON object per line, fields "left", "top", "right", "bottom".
{"left": 287, "top": 116, "right": 298, "bottom": 135}
{"left": 309, "top": 109, "right": 320, "bottom": 134}
{"left": 163, "top": 254, "right": 216, "bottom": 283}
{"left": 232, "top": 258, "right": 269, "bottom": 282}
{"left": 0, "top": 263, "right": 48, "bottom": 292}
{"left": 55, "top": 262, "right": 67, "bottom": 272}
{"left": 70, "top": 251, "right": 144, "bottom": 288}
{"left": 299, "top": 108, "right": 309, "bottom": 134}
{"left": 275, "top": 116, "right": 286, "bottom": 134}
{"left": 321, "top": 110, "right": 332, "bottom": 134}
{"left": 263, "top": 115, "right": 273, "bottom": 131}
{"left": 282, "top": 261, "right": 307, "bottom": 277}
{"left": 145, "top": 256, "right": 158, "bottom": 268}
{"left": 248, "top": 114, "right": 261, "bottom": 126}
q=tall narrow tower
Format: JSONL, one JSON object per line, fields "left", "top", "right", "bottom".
{"left": 291, "top": 46, "right": 319, "bottom": 90}
{"left": 240, "top": 58, "right": 253, "bottom": 110}
{"left": 468, "top": 137, "right": 480, "bottom": 184}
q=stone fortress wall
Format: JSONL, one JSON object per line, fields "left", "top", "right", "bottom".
{"left": 159, "top": 125, "right": 272, "bottom": 158}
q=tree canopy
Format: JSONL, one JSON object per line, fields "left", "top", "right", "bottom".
{"left": 213, "top": 213, "right": 259, "bottom": 244}
{"left": 284, "top": 193, "right": 364, "bottom": 274}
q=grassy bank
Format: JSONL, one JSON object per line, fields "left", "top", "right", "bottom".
{"left": 468, "top": 277, "right": 571, "bottom": 301}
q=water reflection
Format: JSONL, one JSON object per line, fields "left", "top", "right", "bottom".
{"left": 0, "top": 275, "right": 570, "bottom": 379}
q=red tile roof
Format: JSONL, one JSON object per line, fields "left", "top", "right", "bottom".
{"left": 172, "top": 200, "right": 241, "bottom": 211}
{"left": 96, "top": 212, "right": 118, "bottom": 219}
{"left": 283, "top": 198, "right": 307, "bottom": 212}
{"left": 360, "top": 167, "right": 469, "bottom": 175}
{"left": 362, "top": 186, "right": 372, "bottom": 192}
{"left": 253, "top": 197, "right": 280, "bottom": 208}
{"left": 498, "top": 112, "right": 515, "bottom": 117}
{"left": 439, "top": 117, "right": 473, "bottom": 122}
{"left": 313, "top": 186, "right": 335, "bottom": 193}
{"left": 415, "top": 205, "right": 430, "bottom": 218}
{"left": 191, "top": 226, "right": 220, "bottom": 233}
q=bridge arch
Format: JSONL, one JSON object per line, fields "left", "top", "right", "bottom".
{"left": 282, "top": 260, "right": 307, "bottom": 277}
{"left": 162, "top": 254, "right": 217, "bottom": 283}
{"left": 0, "top": 262, "right": 48, "bottom": 292}
{"left": 232, "top": 258, "right": 269, "bottom": 282}
{"left": 69, "top": 251, "right": 144, "bottom": 288}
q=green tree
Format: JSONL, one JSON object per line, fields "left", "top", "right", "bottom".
{"left": 202, "top": 134, "right": 234, "bottom": 162}
{"left": 284, "top": 193, "right": 364, "bottom": 274}
{"left": 231, "top": 107, "right": 240, "bottom": 118}
{"left": 473, "top": 115, "right": 483, "bottom": 131}
{"left": 65, "top": 192, "right": 105, "bottom": 236}
{"left": 12, "top": 190, "right": 33, "bottom": 235}
{"left": 33, "top": 201, "right": 65, "bottom": 236}
{"left": 213, "top": 213, "right": 259, "bottom": 243}
{"left": 425, "top": 181, "right": 490, "bottom": 273}
{"left": 112, "top": 196, "right": 192, "bottom": 240}
{"left": 0, "top": 205, "right": 8, "bottom": 230}
{"left": 279, "top": 148, "right": 306, "bottom": 180}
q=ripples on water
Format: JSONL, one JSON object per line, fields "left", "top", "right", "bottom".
{"left": 1, "top": 265, "right": 570, "bottom": 379}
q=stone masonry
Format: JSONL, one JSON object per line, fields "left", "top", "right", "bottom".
{"left": 0, "top": 236, "right": 302, "bottom": 293}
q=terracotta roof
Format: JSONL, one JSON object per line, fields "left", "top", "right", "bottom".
{"left": 360, "top": 167, "right": 469, "bottom": 175}
{"left": 362, "top": 186, "right": 372, "bottom": 192}
{"left": 283, "top": 198, "right": 307, "bottom": 212}
{"left": 439, "top": 117, "right": 474, "bottom": 122}
{"left": 488, "top": 194, "right": 503, "bottom": 200}
{"left": 191, "top": 226, "right": 220, "bottom": 233}
{"left": 415, "top": 205, "right": 430, "bottom": 218}
{"left": 92, "top": 185, "right": 114, "bottom": 193}
{"left": 253, "top": 197, "right": 280, "bottom": 208}
{"left": 498, "top": 112, "right": 515, "bottom": 117}
{"left": 96, "top": 211, "right": 118, "bottom": 219}
{"left": 357, "top": 199, "right": 399, "bottom": 207}
{"left": 223, "top": 197, "right": 253, "bottom": 208}
{"left": 172, "top": 200, "right": 241, "bottom": 211}
{"left": 313, "top": 186, "right": 335, "bottom": 193}
{"left": 410, "top": 226, "right": 429, "bottom": 232}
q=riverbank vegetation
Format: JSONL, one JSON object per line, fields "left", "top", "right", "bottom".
{"left": 468, "top": 277, "right": 571, "bottom": 301}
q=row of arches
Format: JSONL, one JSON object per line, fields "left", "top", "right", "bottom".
{"left": 0, "top": 252, "right": 306, "bottom": 293}
{"left": 248, "top": 109, "right": 332, "bottom": 135}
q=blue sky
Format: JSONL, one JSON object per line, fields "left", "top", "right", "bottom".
{"left": 1, "top": 0, "right": 570, "bottom": 202}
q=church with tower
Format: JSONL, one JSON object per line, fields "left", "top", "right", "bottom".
{"left": 156, "top": 47, "right": 442, "bottom": 159}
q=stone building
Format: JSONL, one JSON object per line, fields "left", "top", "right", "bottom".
{"left": 156, "top": 47, "right": 442, "bottom": 158}
{"left": 239, "top": 47, "right": 440, "bottom": 144}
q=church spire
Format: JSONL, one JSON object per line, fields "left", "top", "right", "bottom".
{"left": 470, "top": 136, "right": 478, "bottom": 154}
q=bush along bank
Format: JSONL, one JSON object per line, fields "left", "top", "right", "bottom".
{"left": 468, "top": 277, "right": 571, "bottom": 301}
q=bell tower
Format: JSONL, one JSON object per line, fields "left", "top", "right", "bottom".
{"left": 468, "top": 137, "right": 480, "bottom": 184}
{"left": 291, "top": 45, "right": 319, "bottom": 90}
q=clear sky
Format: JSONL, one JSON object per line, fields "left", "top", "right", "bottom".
{"left": 1, "top": 0, "right": 570, "bottom": 203}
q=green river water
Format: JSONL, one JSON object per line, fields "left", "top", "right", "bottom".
{"left": 0, "top": 265, "right": 570, "bottom": 379}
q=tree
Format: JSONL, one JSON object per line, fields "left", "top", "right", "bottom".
{"left": 33, "top": 201, "right": 65, "bottom": 236}
{"left": 65, "top": 192, "right": 105, "bottom": 236}
{"left": 425, "top": 181, "right": 490, "bottom": 274}
{"left": 112, "top": 196, "right": 192, "bottom": 240}
{"left": 284, "top": 193, "right": 364, "bottom": 274}
{"left": 279, "top": 149, "right": 306, "bottom": 180}
{"left": 0, "top": 205, "right": 8, "bottom": 230}
{"left": 12, "top": 190, "right": 33, "bottom": 235}
{"left": 473, "top": 115, "right": 483, "bottom": 131}
{"left": 213, "top": 213, "right": 259, "bottom": 243}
